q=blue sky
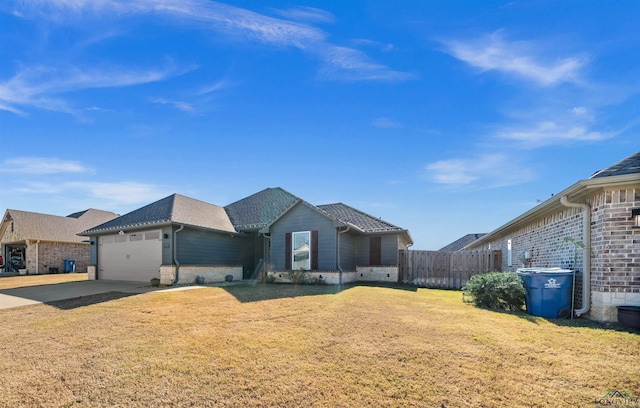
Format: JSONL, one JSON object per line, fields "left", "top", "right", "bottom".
{"left": 0, "top": 1, "right": 638, "bottom": 250}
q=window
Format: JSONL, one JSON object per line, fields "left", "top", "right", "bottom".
{"left": 370, "top": 236, "right": 382, "bottom": 265}
{"left": 507, "top": 239, "right": 512, "bottom": 267}
{"left": 145, "top": 231, "right": 160, "bottom": 240}
{"left": 292, "top": 231, "right": 311, "bottom": 270}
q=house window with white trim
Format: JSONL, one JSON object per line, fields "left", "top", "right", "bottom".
{"left": 292, "top": 231, "right": 311, "bottom": 270}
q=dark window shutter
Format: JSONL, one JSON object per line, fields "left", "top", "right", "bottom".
{"left": 285, "top": 232, "right": 291, "bottom": 270}
{"left": 370, "top": 236, "right": 382, "bottom": 265}
{"left": 311, "top": 230, "right": 318, "bottom": 270}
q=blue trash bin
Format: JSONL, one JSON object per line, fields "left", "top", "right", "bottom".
{"left": 63, "top": 259, "right": 77, "bottom": 273}
{"left": 517, "top": 268, "right": 575, "bottom": 318}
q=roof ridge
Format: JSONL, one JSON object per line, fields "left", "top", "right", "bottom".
{"left": 167, "top": 193, "right": 178, "bottom": 220}
{"left": 318, "top": 202, "right": 402, "bottom": 230}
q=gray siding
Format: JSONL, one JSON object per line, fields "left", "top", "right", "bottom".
{"left": 175, "top": 227, "right": 250, "bottom": 268}
{"left": 356, "top": 234, "right": 400, "bottom": 266}
{"left": 161, "top": 226, "right": 173, "bottom": 264}
{"left": 270, "top": 203, "right": 337, "bottom": 270}
{"left": 381, "top": 234, "right": 399, "bottom": 265}
{"left": 89, "top": 237, "right": 97, "bottom": 265}
{"left": 338, "top": 231, "right": 358, "bottom": 271}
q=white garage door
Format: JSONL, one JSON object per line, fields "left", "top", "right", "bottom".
{"left": 98, "top": 230, "right": 162, "bottom": 282}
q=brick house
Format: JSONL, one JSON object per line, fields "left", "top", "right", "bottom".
{"left": 464, "top": 151, "right": 640, "bottom": 322}
{"left": 0, "top": 209, "right": 118, "bottom": 274}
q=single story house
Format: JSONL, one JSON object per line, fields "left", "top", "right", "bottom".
{"left": 0, "top": 209, "right": 119, "bottom": 274}
{"left": 80, "top": 188, "right": 413, "bottom": 285}
{"left": 464, "top": 151, "right": 640, "bottom": 322}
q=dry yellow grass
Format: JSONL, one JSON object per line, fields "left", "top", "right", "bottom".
{"left": 0, "top": 281, "right": 637, "bottom": 407}
{"left": 0, "top": 273, "right": 88, "bottom": 290}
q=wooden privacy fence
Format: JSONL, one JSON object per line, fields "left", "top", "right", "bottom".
{"left": 398, "top": 249, "right": 502, "bottom": 289}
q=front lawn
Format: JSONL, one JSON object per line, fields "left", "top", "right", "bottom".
{"left": 0, "top": 272, "right": 88, "bottom": 290}
{"left": 0, "top": 282, "right": 637, "bottom": 407}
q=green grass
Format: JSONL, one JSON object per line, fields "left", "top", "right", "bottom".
{"left": 0, "top": 279, "right": 637, "bottom": 407}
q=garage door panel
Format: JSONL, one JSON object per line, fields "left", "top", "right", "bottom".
{"left": 99, "top": 230, "right": 162, "bottom": 282}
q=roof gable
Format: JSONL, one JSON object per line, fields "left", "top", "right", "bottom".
{"left": 224, "top": 187, "right": 299, "bottom": 231}
{"left": 172, "top": 194, "right": 235, "bottom": 232}
{"left": 82, "top": 194, "right": 235, "bottom": 234}
{"left": 1, "top": 208, "right": 118, "bottom": 243}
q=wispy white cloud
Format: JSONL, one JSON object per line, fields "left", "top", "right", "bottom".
{"left": 65, "top": 181, "right": 170, "bottom": 205}
{"left": 491, "top": 105, "right": 614, "bottom": 148}
{"left": 319, "top": 46, "right": 413, "bottom": 81}
{"left": 149, "top": 97, "right": 195, "bottom": 113}
{"left": 352, "top": 39, "right": 396, "bottom": 52}
{"left": 271, "top": 6, "right": 335, "bottom": 24}
{"left": 11, "top": 0, "right": 410, "bottom": 84}
{"left": 424, "top": 154, "right": 535, "bottom": 188}
{"left": 442, "top": 32, "right": 587, "bottom": 86}
{"left": 372, "top": 117, "right": 401, "bottom": 128}
{"left": 0, "top": 157, "right": 91, "bottom": 174}
{"left": 197, "top": 79, "right": 233, "bottom": 95}
{"left": 495, "top": 120, "right": 614, "bottom": 147}
{"left": 16, "top": 180, "right": 170, "bottom": 206}
{"left": 0, "top": 65, "right": 187, "bottom": 115}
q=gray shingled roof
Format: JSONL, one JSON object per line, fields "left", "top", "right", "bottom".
{"left": 317, "top": 203, "right": 404, "bottom": 233}
{"left": 439, "top": 233, "right": 486, "bottom": 252}
{"left": 224, "top": 187, "right": 299, "bottom": 231}
{"left": 81, "top": 194, "right": 235, "bottom": 234}
{"left": 77, "top": 189, "right": 413, "bottom": 243}
{"left": 1, "top": 209, "right": 118, "bottom": 243}
{"left": 591, "top": 151, "right": 640, "bottom": 178}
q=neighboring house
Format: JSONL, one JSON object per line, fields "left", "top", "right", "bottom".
{"left": 464, "top": 151, "right": 640, "bottom": 322}
{"left": 0, "top": 209, "right": 119, "bottom": 274}
{"left": 439, "top": 233, "right": 486, "bottom": 252}
{"left": 80, "top": 187, "right": 413, "bottom": 285}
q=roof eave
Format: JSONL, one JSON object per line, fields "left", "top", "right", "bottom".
{"left": 466, "top": 173, "right": 640, "bottom": 249}
{"left": 78, "top": 221, "right": 173, "bottom": 236}
{"left": 79, "top": 220, "right": 240, "bottom": 236}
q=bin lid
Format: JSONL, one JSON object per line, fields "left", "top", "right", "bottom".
{"left": 517, "top": 267, "right": 573, "bottom": 274}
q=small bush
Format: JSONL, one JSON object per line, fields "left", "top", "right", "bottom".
{"left": 463, "top": 271, "right": 525, "bottom": 311}
{"left": 285, "top": 270, "right": 307, "bottom": 284}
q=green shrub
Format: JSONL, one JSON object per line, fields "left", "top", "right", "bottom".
{"left": 463, "top": 271, "right": 525, "bottom": 311}
{"left": 285, "top": 270, "right": 307, "bottom": 284}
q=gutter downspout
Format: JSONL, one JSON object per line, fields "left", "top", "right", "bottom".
{"left": 337, "top": 226, "right": 350, "bottom": 285}
{"left": 173, "top": 225, "right": 185, "bottom": 285}
{"left": 262, "top": 233, "right": 271, "bottom": 283}
{"left": 560, "top": 195, "right": 591, "bottom": 317}
{"left": 35, "top": 240, "right": 40, "bottom": 274}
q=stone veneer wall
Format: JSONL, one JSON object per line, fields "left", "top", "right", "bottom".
{"left": 160, "top": 265, "right": 242, "bottom": 285}
{"left": 267, "top": 266, "right": 399, "bottom": 285}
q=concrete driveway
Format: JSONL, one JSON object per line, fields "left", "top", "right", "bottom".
{"left": 0, "top": 280, "right": 156, "bottom": 310}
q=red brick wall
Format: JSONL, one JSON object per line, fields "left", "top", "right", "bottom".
{"left": 33, "top": 241, "right": 90, "bottom": 273}
{"left": 591, "top": 188, "right": 640, "bottom": 294}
